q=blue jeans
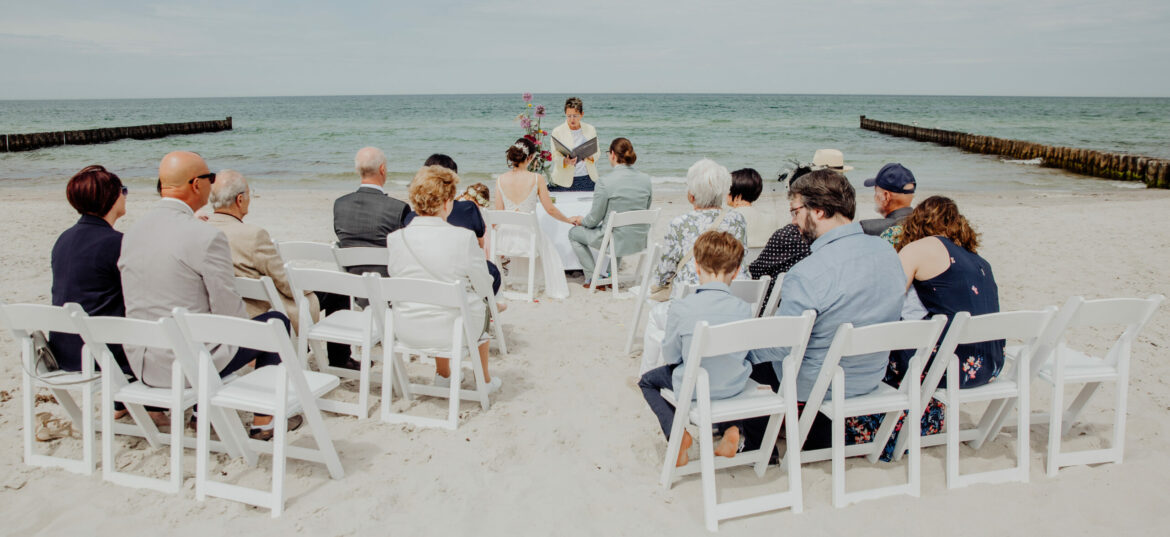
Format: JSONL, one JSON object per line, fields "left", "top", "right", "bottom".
{"left": 549, "top": 174, "right": 594, "bottom": 192}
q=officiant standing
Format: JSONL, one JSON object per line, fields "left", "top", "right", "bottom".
{"left": 549, "top": 97, "right": 600, "bottom": 192}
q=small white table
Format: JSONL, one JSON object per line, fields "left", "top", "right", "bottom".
{"left": 537, "top": 193, "right": 595, "bottom": 271}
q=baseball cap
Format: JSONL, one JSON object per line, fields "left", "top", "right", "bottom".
{"left": 863, "top": 163, "right": 917, "bottom": 194}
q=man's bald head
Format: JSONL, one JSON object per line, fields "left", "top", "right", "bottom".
{"left": 158, "top": 150, "right": 213, "bottom": 211}
{"left": 355, "top": 147, "right": 387, "bottom": 185}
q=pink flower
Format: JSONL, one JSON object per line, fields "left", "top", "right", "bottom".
{"left": 522, "top": 92, "right": 533, "bottom": 102}
{"left": 520, "top": 117, "right": 532, "bottom": 129}
{"left": 535, "top": 105, "right": 546, "bottom": 117}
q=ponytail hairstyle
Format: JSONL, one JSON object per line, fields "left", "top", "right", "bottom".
{"left": 506, "top": 137, "right": 537, "bottom": 168}
{"left": 608, "top": 137, "right": 637, "bottom": 165}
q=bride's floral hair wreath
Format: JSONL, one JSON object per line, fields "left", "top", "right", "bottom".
{"left": 506, "top": 137, "right": 538, "bottom": 168}
{"left": 512, "top": 142, "right": 530, "bottom": 156}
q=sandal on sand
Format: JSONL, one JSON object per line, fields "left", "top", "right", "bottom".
{"left": 249, "top": 415, "right": 304, "bottom": 441}
{"left": 34, "top": 412, "right": 76, "bottom": 442}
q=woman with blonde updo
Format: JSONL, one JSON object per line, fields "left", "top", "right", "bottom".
{"left": 492, "top": 137, "right": 572, "bottom": 299}
{"left": 387, "top": 165, "right": 500, "bottom": 392}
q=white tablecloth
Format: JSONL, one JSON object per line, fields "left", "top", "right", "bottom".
{"left": 537, "top": 193, "right": 595, "bottom": 271}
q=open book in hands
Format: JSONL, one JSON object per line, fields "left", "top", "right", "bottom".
{"left": 552, "top": 136, "right": 599, "bottom": 161}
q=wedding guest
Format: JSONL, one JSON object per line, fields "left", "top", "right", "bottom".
{"left": 748, "top": 171, "right": 811, "bottom": 303}
{"left": 567, "top": 137, "right": 653, "bottom": 288}
{"left": 727, "top": 168, "right": 779, "bottom": 250}
{"left": 49, "top": 165, "right": 167, "bottom": 423}
{"left": 741, "top": 169, "right": 903, "bottom": 452}
{"left": 860, "top": 163, "right": 916, "bottom": 241}
{"left": 548, "top": 97, "right": 599, "bottom": 192}
{"left": 639, "top": 231, "right": 753, "bottom": 467}
{"left": 641, "top": 158, "right": 747, "bottom": 373}
{"left": 847, "top": 196, "right": 1001, "bottom": 460}
{"left": 387, "top": 166, "right": 500, "bottom": 392}
{"left": 119, "top": 151, "right": 298, "bottom": 439}
{"left": 810, "top": 148, "right": 854, "bottom": 174}
{"left": 207, "top": 170, "right": 319, "bottom": 332}
{"left": 493, "top": 137, "right": 572, "bottom": 299}
{"left": 404, "top": 155, "right": 501, "bottom": 294}
{"left": 320, "top": 147, "right": 411, "bottom": 370}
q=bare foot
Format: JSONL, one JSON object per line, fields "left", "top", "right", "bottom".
{"left": 715, "top": 426, "right": 741, "bottom": 458}
{"left": 113, "top": 408, "right": 130, "bottom": 420}
{"left": 676, "top": 430, "right": 693, "bottom": 467}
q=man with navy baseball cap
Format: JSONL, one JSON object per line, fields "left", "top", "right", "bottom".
{"left": 860, "top": 163, "right": 916, "bottom": 237}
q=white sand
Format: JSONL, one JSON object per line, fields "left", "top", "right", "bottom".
{"left": 2, "top": 185, "right": 1169, "bottom": 535}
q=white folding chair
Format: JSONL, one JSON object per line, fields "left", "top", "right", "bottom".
{"left": 0, "top": 302, "right": 98, "bottom": 475}
{"left": 173, "top": 309, "right": 343, "bottom": 517}
{"left": 760, "top": 274, "right": 786, "bottom": 317}
{"left": 994, "top": 294, "right": 1163, "bottom": 477}
{"left": 333, "top": 246, "right": 389, "bottom": 274}
{"left": 659, "top": 312, "right": 815, "bottom": 531}
{"left": 678, "top": 277, "right": 771, "bottom": 319}
{"left": 287, "top": 266, "right": 381, "bottom": 418}
{"left": 797, "top": 315, "right": 947, "bottom": 508}
{"left": 484, "top": 209, "right": 541, "bottom": 302}
{"left": 588, "top": 208, "right": 660, "bottom": 298}
{"left": 234, "top": 276, "right": 288, "bottom": 317}
{"left": 890, "top": 308, "right": 1057, "bottom": 489}
{"left": 372, "top": 276, "right": 492, "bottom": 430}
{"left": 73, "top": 314, "right": 251, "bottom": 493}
{"left": 744, "top": 247, "right": 764, "bottom": 265}
{"left": 275, "top": 241, "right": 342, "bottom": 271}
{"left": 625, "top": 242, "right": 662, "bottom": 355}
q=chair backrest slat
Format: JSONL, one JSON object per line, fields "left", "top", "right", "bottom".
{"left": 483, "top": 209, "right": 539, "bottom": 228}
{"left": 761, "top": 273, "right": 785, "bottom": 317}
{"left": 837, "top": 317, "right": 948, "bottom": 357}
{"left": 693, "top": 311, "right": 817, "bottom": 358}
{"left": 0, "top": 302, "right": 84, "bottom": 335}
{"left": 333, "top": 247, "right": 388, "bottom": 269}
{"left": 369, "top": 276, "right": 466, "bottom": 309}
{"left": 175, "top": 313, "right": 285, "bottom": 354}
{"left": 276, "top": 241, "right": 341, "bottom": 269}
{"left": 287, "top": 267, "right": 372, "bottom": 298}
{"left": 609, "top": 208, "right": 660, "bottom": 228}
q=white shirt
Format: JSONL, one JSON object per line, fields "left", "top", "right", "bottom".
{"left": 359, "top": 183, "right": 385, "bottom": 193}
{"left": 571, "top": 128, "right": 588, "bottom": 177}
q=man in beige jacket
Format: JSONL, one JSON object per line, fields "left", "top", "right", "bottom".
{"left": 207, "top": 170, "right": 319, "bottom": 332}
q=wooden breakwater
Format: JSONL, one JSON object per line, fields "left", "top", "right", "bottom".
{"left": 2, "top": 117, "right": 232, "bottom": 153}
{"left": 859, "top": 115, "right": 1170, "bottom": 188}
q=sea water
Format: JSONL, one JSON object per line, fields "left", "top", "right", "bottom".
{"left": 2, "top": 94, "right": 1168, "bottom": 193}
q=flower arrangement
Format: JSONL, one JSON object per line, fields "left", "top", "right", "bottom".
{"left": 515, "top": 92, "right": 552, "bottom": 180}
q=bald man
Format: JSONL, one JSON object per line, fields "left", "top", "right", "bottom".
{"left": 119, "top": 151, "right": 299, "bottom": 439}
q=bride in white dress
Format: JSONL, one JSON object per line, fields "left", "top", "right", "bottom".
{"left": 492, "top": 138, "right": 572, "bottom": 299}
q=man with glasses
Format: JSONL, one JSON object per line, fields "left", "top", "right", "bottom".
{"left": 119, "top": 151, "right": 301, "bottom": 440}
{"left": 743, "top": 169, "right": 905, "bottom": 453}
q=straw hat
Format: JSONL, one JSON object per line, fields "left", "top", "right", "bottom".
{"left": 811, "top": 149, "right": 854, "bottom": 172}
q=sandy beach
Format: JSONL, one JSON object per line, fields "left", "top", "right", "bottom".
{"left": 2, "top": 184, "right": 1169, "bottom": 536}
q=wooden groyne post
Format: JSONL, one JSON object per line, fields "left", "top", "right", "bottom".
{"left": 2, "top": 117, "right": 232, "bottom": 153}
{"left": 859, "top": 115, "right": 1170, "bottom": 189}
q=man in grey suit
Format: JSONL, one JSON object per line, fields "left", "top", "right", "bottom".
{"left": 119, "top": 151, "right": 298, "bottom": 439}
{"left": 568, "top": 139, "right": 653, "bottom": 288}
{"left": 320, "top": 146, "right": 411, "bottom": 369}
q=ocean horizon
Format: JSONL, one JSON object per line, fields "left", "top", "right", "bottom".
{"left": 3, "top": 93, "right": 1168, "bottom": 194}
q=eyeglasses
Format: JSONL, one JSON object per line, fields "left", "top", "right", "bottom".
{"left": 789, "top": 205, "right": 806, "bottom": 218}
{"left": 120, "top": 186, "right": 128, "bottom": 196}
{"left": 188, "top": 172, "right": 216, "bottom": 185}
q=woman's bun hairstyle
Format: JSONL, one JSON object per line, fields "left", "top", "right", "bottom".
{"left": 609, "top": 137, "right": 636, "bottom": 165}
{"left": 506, "top": 137, "right": 537, "bottom": 168}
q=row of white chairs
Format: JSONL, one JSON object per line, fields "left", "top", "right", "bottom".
{"left": 659, "top": 293, "right": 1162, "bottom": 531}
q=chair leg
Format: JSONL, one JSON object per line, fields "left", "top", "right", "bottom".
{"left": 698, "top": 418, "right": 719, "bottom": 532}
{"left": 22, "top": 372, "right": 33, "bottom": 467}
{"left": 1017, "top": 375, "right": 1031, "bottom": 482}
{"left": 831, "top": 371, "right": 846, "bottom": 508}
{"left": 946, "top": 393, "right": 960, "bottom": 488}
{"left": 358, "top": 344, "right": 372, "bottom": 419}
{"left": 1047, "top": 380, "right": 1065, "bottom": 477}
{"left": 1113, "top": 376, "right": 1128, "bottom": 464}
{"left": 754, "top": 414, "right": 781, "bottom": 477}
{"left": 447, "top": 355, "right": 462, "bottom": 428}
{"left": 527, "top": 256, "right": 536, "bottom": 302}
{"left": 270, "top": 406, "right": 287, "bottom": 517}
{"left": 1062, "top": 382, "right": 1101, "bottom": 436}
{"left": 971, "top": 398, "right": 1009, "bottom": 450}
{"left": 101, "top": 373, "right": 115, "bottom": 483}
{"left": 783, "top": 401, "right": 803, "bottom": 514}
{"left": 169, "top": 388, "right": 184, "bottom": 493}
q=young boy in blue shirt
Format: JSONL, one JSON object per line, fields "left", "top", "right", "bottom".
{"left": 638, "top": 230, "right": 754, "bottom": 467}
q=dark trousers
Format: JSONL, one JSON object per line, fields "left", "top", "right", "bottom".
{"left": 315, "top": 291, "right": 358, "bottom": 367}
{"left": 487, "top": 260, "right": 501, "bottom": 295}
{"left": 639, "top": 364, "right": 742, "bottom": 441}
{"left": 549, "top": 175, "right": 594, "bottom": 192}
{"left": 741, "top": 362, "right": 834, "bottom": 453}
{"left": 218, "top": 311, "right": 288, "bottom": 377}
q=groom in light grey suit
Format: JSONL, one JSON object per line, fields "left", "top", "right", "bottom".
{"left": 568, "top": 139, "right": 653, "bottom": 286}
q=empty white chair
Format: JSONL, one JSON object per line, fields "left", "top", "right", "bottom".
{"left": 234, "top": 276, "right": 288, "bottom": 317}
{"left": 891, "top": 307, "right": 1057, "bottom": 489}
{"left": 372, "top": 276, "right": 491, "bottom": 430}
{"left": 760, "top": 274, "right": 785, "bottom": 317}
{"left": 73, "top": 313, "right": 251, "bottom": 493}
{"left": 275, "top": 241, "right": 342, "bottom": 271}
{"left": 679, "top": 277, "right": 771, "bottom": 318}
{"left": 659, "top": 312, "right": 815, "bottom": 531}
{"left": 484, "top": 209, "right": 541, "bottom": 302}
{"left": 287, "top": 266, "right": 380, "bottom": 418}
{"left": 625, "top": 242, "right": 663, "bottom": 355}
{"left": 174, "top": 309, "right": 343, "bottom": 517}
{"left": 333, "top": 246, "right": 389, "bottom": 274}
{"left": 1026, "top": 295, "right": 1162, "bottom": 476}
{"left": 587, "top": 208, "right": 660, "bottom": 298}
{"left": 0, "top": 302, "right": 98, "bottom": 474}
{"left": 797, "top": 315, "right": 947, "bottom": 508}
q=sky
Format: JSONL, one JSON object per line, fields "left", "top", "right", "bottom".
{"left": 1, "top": 0, "right": 1168, "bottom": 100}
